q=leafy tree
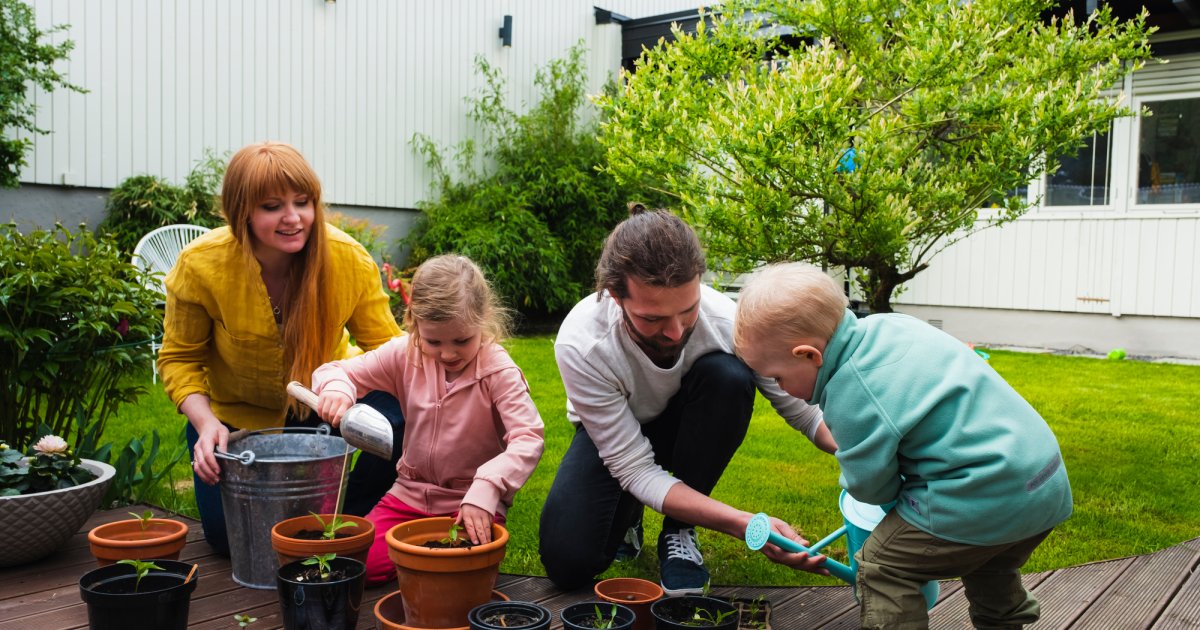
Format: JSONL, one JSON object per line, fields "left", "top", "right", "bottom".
{"left": 598, "top": 0, "right": 1151, "bottom": 312}
{"left": 0, "top": 0, "right": 83, "bottom": 188}
{"left": 408, "top": 43, "right": 668, "bottom": 319}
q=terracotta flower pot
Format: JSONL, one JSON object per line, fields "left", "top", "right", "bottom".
{"left": 88, "top": 517, "right": 189, "bottom": 567}
{"left": 270, "top": 513, "right": 374, "bottom": 567}
{"left": 595, "top": 577, "right": 663, "bottom": 630}
{"left": 385, "top": 516, "right": 508, "bottom": 629}
{"left": 375, "top": 589, "right": 509, "bottom": 630}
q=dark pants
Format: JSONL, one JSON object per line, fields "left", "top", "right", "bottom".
{"left": 538, "top": 352, "right": 755, "bottom": 589}
{"left": 187, "top": 390, "right": 404, "bottom": 556}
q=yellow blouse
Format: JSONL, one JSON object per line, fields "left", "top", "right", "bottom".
{"left": 159, "top": 224, "right": 402, "bottom": 430}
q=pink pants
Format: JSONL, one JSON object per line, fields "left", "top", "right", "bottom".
{"left": 363, "top": 493, "right": 506, "bottom": 586}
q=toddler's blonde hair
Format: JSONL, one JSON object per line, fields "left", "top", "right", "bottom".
{"left": 734, "top": 262, "right": 849, "bottom": 350}
{"left": 403, "top": 255, "right": 512, "bottom": 362}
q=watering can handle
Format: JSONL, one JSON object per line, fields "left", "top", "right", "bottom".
{"left": 287, "top": 381, "right": 321, "bottom": 411}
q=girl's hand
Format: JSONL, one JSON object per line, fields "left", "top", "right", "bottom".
{"left": 457, "top": 503, "right": 494, "bottom": 545}
{"left": 316, "top": 390, "right": 354, "bottom": 427}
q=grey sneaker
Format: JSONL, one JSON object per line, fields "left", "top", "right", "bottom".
{"left": 615, "top": 520, "right": 643, "bottom": 561}
{"left": 658, "top": 527, "right": 709, "bottom": 596}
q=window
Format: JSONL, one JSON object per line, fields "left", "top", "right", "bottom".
{"left": 1045, "top": 129, "right": 1111, "bottom": 207}
{"left": 1135, "top": 96, "right": 1200, "bottom": 205}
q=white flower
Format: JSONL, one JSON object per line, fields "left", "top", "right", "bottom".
{"left": 33, "top": 435, "right": 69, "bottom": 455}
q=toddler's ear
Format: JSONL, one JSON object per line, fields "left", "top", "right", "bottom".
{"left": 791, "top": 344, "right": 824, "bottom": 367}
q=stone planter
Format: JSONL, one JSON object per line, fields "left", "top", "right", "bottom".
{"left": 0, "top": 459, "right": 116, "bottom": 567}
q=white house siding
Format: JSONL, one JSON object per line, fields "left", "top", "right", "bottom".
{"left": 18, "top": 0, "right": 701, "bottom": 209}
{"left": 894, "top": 48, "right": 1200, "bottom": 358}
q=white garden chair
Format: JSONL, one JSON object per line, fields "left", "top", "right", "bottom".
{"left": 131, "top": 224, "right": 212, "bottom": 382}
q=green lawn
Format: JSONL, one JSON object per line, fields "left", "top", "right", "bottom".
{"left": 103, "top": 341, "right": 1200, "bottom": 586}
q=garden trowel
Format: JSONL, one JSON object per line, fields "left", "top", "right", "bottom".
{"left": 286, "top": 381, "right": 393, "bottom": 460}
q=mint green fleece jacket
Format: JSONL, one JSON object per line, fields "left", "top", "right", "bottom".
{"left": 814, "top": 310, "right": 1072, "bottom": 545}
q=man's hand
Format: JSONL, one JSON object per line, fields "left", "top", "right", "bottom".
{"left": 758, "top": 517, "right": 831, "bottom": 576}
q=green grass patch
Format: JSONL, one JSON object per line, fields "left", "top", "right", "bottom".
{"left": 107, "top": 342, "right": 1200, "bottom": 586}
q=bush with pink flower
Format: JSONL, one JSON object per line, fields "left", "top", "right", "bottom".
{"left": 0, "top": 435, "right": 96, "bottom": 496}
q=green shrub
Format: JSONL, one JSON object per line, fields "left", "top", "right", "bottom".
{"left": 329, "top": 211, "right": 388, "bottom": 261}
{"left": 0, "top": 223, "right": 163, "bottom": 451}
{"left": 406, "top": 43, "right": 668, "bottom": 317}
{"left": 99, "top": 149, "right": 227, "bottom": 254}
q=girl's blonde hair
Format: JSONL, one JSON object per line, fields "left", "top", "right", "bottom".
{"left": 222, "top": 141, "right": 333, "bottom": 413}
{"left": 402, "top": 255, "right": 512, "bottom": 362}
{"left": 734, "top": 262, "right": 848, "bottom": 350}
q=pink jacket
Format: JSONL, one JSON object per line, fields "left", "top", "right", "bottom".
{"left": 312, "top": 336, "right": 544, "bottom": 517}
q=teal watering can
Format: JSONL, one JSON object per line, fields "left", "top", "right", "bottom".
{"left": 744, "top": 490, "right": 939, "bottom": 609}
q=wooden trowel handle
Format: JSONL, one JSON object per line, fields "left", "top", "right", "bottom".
{"left": 286, "top": 381, "right": 321, "bottom": 411}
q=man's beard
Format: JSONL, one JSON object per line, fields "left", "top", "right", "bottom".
{"left": 621, "top": 308, "right": 696, "bottom": 367}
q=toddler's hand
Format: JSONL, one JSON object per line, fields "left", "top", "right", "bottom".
{"left": 457, "top": 503, "right": 494, "bottom": 545}
{"left": 316, "top": 390, "right": 354, "bottom": 427}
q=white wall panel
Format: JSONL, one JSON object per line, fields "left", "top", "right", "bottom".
{"left": 899, "top": 215, "right": 1200, "bottom": 318}
{"left": 20, "top": 0, "right": 701, "bottom": 208}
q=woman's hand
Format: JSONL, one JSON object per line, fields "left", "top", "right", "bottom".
{"left": 316, "top": 390, "right": 354, "bottom": 428}
{"left": 457, "top": 503, "right": 494, "bottom": 545}
{"left": 180, "top": 394, "right": 228, "bottom": 485}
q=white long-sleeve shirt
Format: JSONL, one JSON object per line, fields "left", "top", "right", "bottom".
{"left": 554, "top": 284, "right": 825, "bottom": 512}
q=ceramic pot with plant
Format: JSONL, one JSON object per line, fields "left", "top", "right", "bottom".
{"left": 276, "top": 553, "right": 366, "bottom": 630}
{"left": 88, "top": 509, "right": 189, "bottom": 566}
{"left": 386, "top": 516, "right": 509, "bottom": 629}
{"left": 560, "top": 601, "right": 635, "bottom": 630}
{"left": 595, "top": 577, "right": 662, "bottom": 630}
{"left": 78, "top": 558, "right": 199, "bottom": 630}
{"left": 271, "top": 512, "right": 374, "bottom": 566}
{"left": 468, "top": 601, "right": 551, "bottom": 630}
{"left": 650, "top": 596, "right": 739, "bottom": 630}
{"left": 0, "top": 436, "right": 116, "bottom": 567}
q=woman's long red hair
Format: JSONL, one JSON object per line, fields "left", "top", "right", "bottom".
{"left": 223, "top": 141, "right": 334, "bottom": 417}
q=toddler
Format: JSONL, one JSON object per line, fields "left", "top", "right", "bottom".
{"left": 733, "top": 262, "right": 1071, "bottom": 629}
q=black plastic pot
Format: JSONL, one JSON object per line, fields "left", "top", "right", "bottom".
{"left": 650, "top": 596, "right": 738, "bottom": 630}
{"left": 561, "top": 601, "right": 635, "bottom": 630}
{"left": 469, "top": 600, "right": 552, "bottom": 630}
{"left": 78, "top": 559, "right": 198, "bottom": 630}
{"left": 276, "top": 556, "right": 366, "bottom": 630}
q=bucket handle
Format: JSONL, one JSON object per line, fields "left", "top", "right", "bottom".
{"left": 213, "top": 425, "right": 333, "bottom": 466}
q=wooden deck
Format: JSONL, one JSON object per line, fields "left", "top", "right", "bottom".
{"left": 1, "top": 506, "right": 1197, "bottom": 629}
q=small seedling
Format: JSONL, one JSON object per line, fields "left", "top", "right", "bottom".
{"left": 117, "top": 559, "right": 161, "bottom": 591}
{"left": 686, "top": 607, "right": 738, "bottom": 627}
{"left": 584, "top": 604, "right": 620, "bottom": 629}
{"left": 301, "top": 552, "right": 337, "bottom": 581}
{"left": 128, "top": 509, "right": 154, "bottom": 530}
{"left": 233, "top": 613, "right": 258, "bottom": 627}
{"left": 440, "top": 522, "right": 467, "bottom": 547}
{"left": 310, "top": 512, "right": 358, "bottom": 540}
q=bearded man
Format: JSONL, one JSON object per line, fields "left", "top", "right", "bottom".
{"left": 539, "top": 205, "right": 837, "bottom": 594}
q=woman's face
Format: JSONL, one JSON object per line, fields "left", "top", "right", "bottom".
{"left": 249, "top": 189, "right": 314, "bottom": 257}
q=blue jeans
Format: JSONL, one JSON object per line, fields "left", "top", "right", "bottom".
{"left": 538, "top": 352, "right": 755, "bottom": 589}
{"left": 187, "top": 390, "right": 404, "bottom": 556}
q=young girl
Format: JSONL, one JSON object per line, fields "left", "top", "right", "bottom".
{"left": 312, "top": 254, "right": 545, "bottom": 585}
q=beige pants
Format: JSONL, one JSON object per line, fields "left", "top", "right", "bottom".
{"left": 856, "top": 511, "right": 1053, "bottom": 630}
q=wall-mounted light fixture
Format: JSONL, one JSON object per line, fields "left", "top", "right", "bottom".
{"left": 499, "top": 15, "right": 513, "bottom": 47}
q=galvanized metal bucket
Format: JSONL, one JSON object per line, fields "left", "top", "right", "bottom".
{"left": 216, "top": 426, "right": 356, "bottom": 589}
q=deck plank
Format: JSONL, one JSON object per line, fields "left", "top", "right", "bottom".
{"left": 2, "top": 506, "right": 1197, "bottom": 629}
